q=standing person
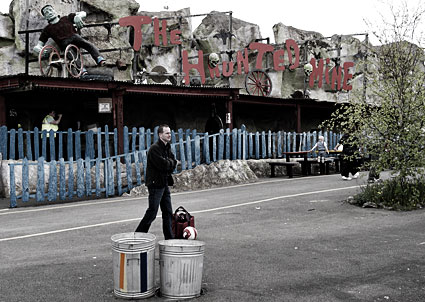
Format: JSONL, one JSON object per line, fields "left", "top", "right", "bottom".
{"left": 135, "top": 125, "right": 177, "bottom": 239}
{"left": 42, "top": 109, "right": 62, "bottom": 161}
{"left": 33, "top": 5, "right": 106, "bottom": 67}
{"left": 335, "top": 133, "right": 360, "bottom": 180}
{"left": 42, "top": 109, "right": 62, "bottom": 137}
{"left": 310, "top": 135, "right": 329, "bottom": 162}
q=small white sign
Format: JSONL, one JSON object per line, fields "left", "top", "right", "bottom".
{"left": 98, "top": 98, "right": 112, "bottom": 113}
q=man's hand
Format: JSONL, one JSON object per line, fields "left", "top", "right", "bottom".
{"left": 74, "top": 12, "right": 87, "bottom": 29}
{"left": 33, "top": 41, "right": 45, "bottom": 55}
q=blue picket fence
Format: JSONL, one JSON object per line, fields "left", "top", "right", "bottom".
{"left": 7, "top": 125, "right": 341, "bottom": 207}
{"left": 1, "top": 125, "right": 341, "bottom": 162}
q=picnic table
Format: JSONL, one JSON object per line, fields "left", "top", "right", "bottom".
{"left": 282, "top": 151, "right": 310, "bottom": 175}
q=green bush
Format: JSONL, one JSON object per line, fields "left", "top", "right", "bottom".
{"left": 353, "top": 177, "right": 425, "bottom": 210}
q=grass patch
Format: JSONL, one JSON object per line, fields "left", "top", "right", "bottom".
{"left": 352, "top": 177, "right": 425, "bottom": 210}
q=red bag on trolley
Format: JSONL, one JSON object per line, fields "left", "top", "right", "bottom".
{"left": 172, "top": 206, "right": 195, "bottom": 239}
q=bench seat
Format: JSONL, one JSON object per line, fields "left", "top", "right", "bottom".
{"left": 268, "top": 161, "right": 298, "bottom": 178}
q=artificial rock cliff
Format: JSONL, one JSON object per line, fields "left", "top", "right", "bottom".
{"left": 0, "top": 0, "right": 369, "bottom": 101}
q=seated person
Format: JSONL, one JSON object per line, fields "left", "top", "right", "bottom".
{"left": 33, "top": 5, "right": 105, "bottom": 67}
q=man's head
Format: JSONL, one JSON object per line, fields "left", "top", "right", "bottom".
{"left": 41, "top": 5, "right": 57, "bottom": 22}
{"left": 158, "top": 124, "right": 172, "bottom": 144}
{"left": 49, "top": 110, "right": 56, "bottom": 117}
{"left": 318, "top": 135, "right": 324, "bottom": 141}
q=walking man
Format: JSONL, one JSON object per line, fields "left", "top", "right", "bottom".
{"left": 135, "top": 125, "right": 177, "bottom": 239}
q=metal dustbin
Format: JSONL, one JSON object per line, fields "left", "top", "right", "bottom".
{"left": 111, "top": 232, "right": 156, "bottom": 299}
{"left": 158, "top": 239, "right": 205, "bottom": 299}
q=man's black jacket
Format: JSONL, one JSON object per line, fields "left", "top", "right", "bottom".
{"left": 146, "top": 139, "right": 177, "bottom": 188}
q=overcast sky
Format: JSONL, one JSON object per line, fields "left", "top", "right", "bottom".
{"left": 0, "top": 0, "right": 422, "bottom": 45}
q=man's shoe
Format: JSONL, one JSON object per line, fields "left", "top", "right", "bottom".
{"left": 352, "top": 172, "right": 360, "bottom": 179}
{"left": 342, "top": 176, "right": 352, "bottom": 180}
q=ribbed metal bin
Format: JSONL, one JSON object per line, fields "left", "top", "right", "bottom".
{"left": 158, "top": 239, "right": 205, "bottom": 299}
{"left": 111, "top": 232, "right": 156, "bottom": 299}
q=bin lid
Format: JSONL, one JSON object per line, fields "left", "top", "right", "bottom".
{"left": 111, "top": 232, "right": 156, "bottom": 252}
{"left": 158, "top": 239, "right": 205, "bottom": 253}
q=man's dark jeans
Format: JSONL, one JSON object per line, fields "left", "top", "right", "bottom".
{"left": 60, "top": 34, "right": 101, "bottom": 63}
{"left": 135, "top": 185, "right": 174, "bottom": 240}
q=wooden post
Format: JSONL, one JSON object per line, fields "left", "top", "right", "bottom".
{"left": 112, "top": 88, "right": 125, "bottom": 155}
{"left": 226, "top": 97, "right": 233, "bottom": 130}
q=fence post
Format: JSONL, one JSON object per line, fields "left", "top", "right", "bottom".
{"left": 191, "top": 129, "right": 197, "bottom": 161}
{"left": 34, "top": 127, "right": 39, "bottom": 160}
{"left": 22, "top": 158, "right": 29, "bottom": 202}
{"left": 204, "top": 133, "right": 210, "bottom": 164}
{"left": 123, "top": 126, "right": 129, "bottom": 155}
{"left": 267, "top": 130, "right": 272, "bottom": 158}
{"left": 107, "top": 157, "right": 115, "bottom": 196}
{"left": 125, "top": 153, "right": 132, "bottom": 191}
{"left": 77, "top": 158, "right": 84, "bottom": 198}
{"left": 97, "top": 127, "right": 102, "bottom": 159}
{"left": 218, "top": 129, "right": 224, "bottom": 161}
{"left": 0, "top": 126, "right": 7, "bottom": 159}
{"left": 26, "top": 130, "right": 32, "bottom": 161}
{"left": 146, "top": 128, "right": 151, "bottom": 150}
{"left": 186, "top": 135, "right": 192, "bottom": 169}
{"left": 225, "top": 128, "right": 230, "bottom": 160}
{"left": 195, "top": 135, "right": 201, "bottom": 167}
{"left": 48, "top": 160, "right": 57, "bottom": 202}
{"left": 9, "top": 163, "right": 17, "bottom": 207}
{"left": 48, "top": 130, "right": 55, "bottom": 160}
{"left": 131, "top": 127, "right": 137, "bottom": 153}
{"left": 59, "top": 158, "right": 66, "bottom": 200}
{"left": 232, "top": 128, "right": 237, "bottom": 160}
{"left": 141, "top": 150, "right": 147, "bottom": 183}
{"left": 154, "top": 126, "right": 159, "bottom": 143}
{"left": 138, "top": 127, "right": 145, "bottom": 152}
{"left": 255, "top": 132, "right": 260, "bottom": 159}
{"left": 114, "top": 128, "right": 118, "bottom": 156}
{"left": 179, "top": 137, "right": 186, "bottom": 170}
{"left": 277, "top": 131, "right": 282, "bottom": 158}
{"left": 134, "top": 151, "right": 142, "bottom": 186}
{"left": 171, "top": 129, "right": 176, "bottom": 145}
{"left": 36, "top": 157, "right": 45, "bottom": 202}
{"left": 261, "top": 131, "right": 266, "bottom": 159}
{"left": 237, "top": 129, "right": 242, "bottom": 160}
{"left": 18, "top": 128, "right": 24, "bottom": 160}
{"left": 67, "top": 128, "right": 73, "bottom": 161}
{"left": 68, "top": 157, "right": 74, "bottom": 199}
{"left": 75, "top": 130, "right": 81, "bottom": 160}
{"left": 272, "top": 131, "right": 276, "bottom": 158}
{"left": 95, "top": 157, "right": 101, "bottom": 197}
{"left": 212, "top": 135, "right": 217, "bottom": 162}
{"left": 312, "top": 131, "right": 317, "bottom": 157}
{"left": 85, "top": 157, "right": 91, "bottom": 196}
{"left": 242, "top": 127, "right": 247, "bottom": 160}
{"left": 170, "top": 144, "right": 178, "bottom": 173}
{"left": 105, "top": 126, "right": 111, "bottom": 158}
{"left": 249, "top": 132, "right": 253, "bottom": 159}
{"left": 10, "top": 128, "right": 16, "bottom": 160}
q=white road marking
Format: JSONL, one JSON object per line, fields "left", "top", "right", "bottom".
{"left": 0, "top": 175, "right": 334, "bottom": 216}
{"left": 0, "top": 185, "right": 359, "bottom": 242}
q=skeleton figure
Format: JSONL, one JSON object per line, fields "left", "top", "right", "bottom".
{"left": 208, "top": 53, "right": 220, "bottom": 68}
{"left": 304, "top": 63, "right": 313, "bottom": 77}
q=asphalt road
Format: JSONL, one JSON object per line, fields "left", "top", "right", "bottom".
{"left": 0, "top": 172, "right": 424, "bottom": 302}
